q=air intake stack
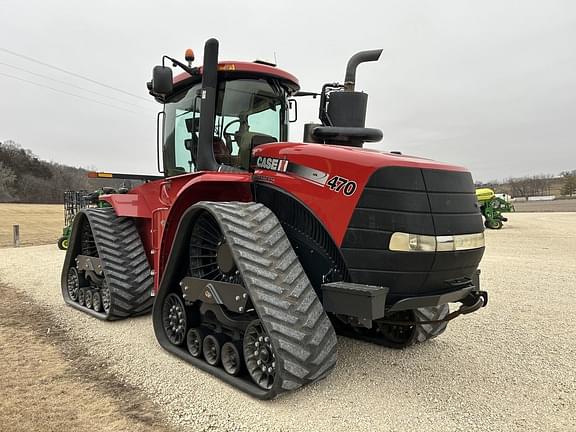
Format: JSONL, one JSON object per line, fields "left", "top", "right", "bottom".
{"left": 305, "top": 49, "right": 383, "bottom": 147}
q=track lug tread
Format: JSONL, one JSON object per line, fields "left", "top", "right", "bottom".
{"left": 62, "top": 207, "right": 153, "bottom": 320}
{"left": 196, "top": 201, "right": 337, "bottom": 398}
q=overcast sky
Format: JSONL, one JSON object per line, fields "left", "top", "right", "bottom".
{"left": 1, "top": 0, "right": 574, "bottom": 182}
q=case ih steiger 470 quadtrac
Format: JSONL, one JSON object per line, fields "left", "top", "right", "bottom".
{"left": 62, "top": 38, "right": 488, "bottom": 399}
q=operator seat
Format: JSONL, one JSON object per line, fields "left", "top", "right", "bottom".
{"left": 238, "top": 132, "right": 277, "bottom": 169}
{"left": 213, "top": 137, "right": 232, "bottom": 165}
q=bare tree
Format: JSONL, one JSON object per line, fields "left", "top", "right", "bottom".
{"left": 0, "top": 160, "right": 16, "bottom": 200}
{"left": 561, "top": 171, "right": 576, "bottom": 197}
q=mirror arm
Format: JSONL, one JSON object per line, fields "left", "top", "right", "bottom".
{"left": 162, "top": 55, "right": 199, "bottom": 77}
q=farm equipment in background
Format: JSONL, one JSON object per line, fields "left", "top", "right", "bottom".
{"left": 61, "top": 38, "right": 488, "bottom": 399}
{"left": 57, "top": 188, "right": 115, "bottom": 250}
{"left": 476, "top": 188, "right": 515, "bottom": 229}
{"left": 58, "top": 190, "right": 88, "bottom": 250}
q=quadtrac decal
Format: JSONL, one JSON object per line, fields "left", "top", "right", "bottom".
{"left": 253, "top": 156, "right": 357, "bottom": 196}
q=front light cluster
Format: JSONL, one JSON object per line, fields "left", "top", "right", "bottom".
{"left": 389, "top": 232, "right": 485, "bottom": 252}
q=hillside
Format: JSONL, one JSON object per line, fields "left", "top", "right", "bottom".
{"left": 0, "top": 140, "right": 135, "bottom": 204}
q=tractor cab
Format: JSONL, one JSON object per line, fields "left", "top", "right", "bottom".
{"left": 148, "top": 42, "right": 299, "bottom": 176}
{"left": 149, "top": 38, "right": 385, "bottom": 177}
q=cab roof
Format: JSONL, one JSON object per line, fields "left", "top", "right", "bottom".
{"left": 172, "top": 61, "right": 300, "bottom": 94}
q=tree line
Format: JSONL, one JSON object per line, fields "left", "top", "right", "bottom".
{"left": 477, "top": 171, "right": 576, "bottom": 199}
{"left": 0, "top": 140, "right": 132, "bottom": 203}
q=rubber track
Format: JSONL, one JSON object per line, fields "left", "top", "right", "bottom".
{"left": 62, "top": 208, "right": 154, "bottom": 320}
{"left": 334, "top": 304, "right": 450, "bottom": 348}
{"left": 413, "top": 304, "right": 449, "bottom": 343}
{"left": 204, "top": 202, "right": 338, "bottom": 397}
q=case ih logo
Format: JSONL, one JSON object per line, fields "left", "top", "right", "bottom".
{"left": 255, "top": 157, "right": 289, "bottom": 172}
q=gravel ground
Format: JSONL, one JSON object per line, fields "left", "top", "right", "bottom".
{"left": 0, "top": 212, "right": 575, "bottom": 431}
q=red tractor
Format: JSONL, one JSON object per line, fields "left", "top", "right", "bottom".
{"left": 61, "top": 38, "right": 488, "bottom": 399}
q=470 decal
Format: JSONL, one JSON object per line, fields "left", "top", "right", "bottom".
{"left": 326, "top": 175, "right": 357, "bottom": 196}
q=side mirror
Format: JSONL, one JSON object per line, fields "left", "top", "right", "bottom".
{"left": 288, "top": 98, "right": 298, "bottom": 123}
{"left": 152, "top": 65, "right": 173, "bottom": 96}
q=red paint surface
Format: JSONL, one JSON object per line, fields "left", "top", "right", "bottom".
{"left": 253, "top": 142, "right": 467, "bottom": 245}
{"left": 105, "top": 172, "right": 252, "bottom": 293}
{"left": 173, "top": 61, "right": 299, "bottom": 88}
{"left": 103, "top": 143, "right": 469, "bottom": 294}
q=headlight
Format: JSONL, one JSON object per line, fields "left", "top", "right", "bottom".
{"left": 389, "top": 232, "right": 484, "bottom": 252}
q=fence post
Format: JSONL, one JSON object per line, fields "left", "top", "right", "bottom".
{"left": 13, "top": 224, "right": 20, "bottom": 248}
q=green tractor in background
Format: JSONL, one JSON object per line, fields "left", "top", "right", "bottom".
{"left": 57, "top": 189, "right": 113, "bottom": 250}
{"left": 476, "top": 188, "right": 515, "bottom": 229}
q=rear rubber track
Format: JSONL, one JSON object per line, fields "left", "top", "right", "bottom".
{"left": 154, "top": 201, "right": 338, "bottom": 399}
{"left": 61, "top": 207, "right": 154, "bottom": 320}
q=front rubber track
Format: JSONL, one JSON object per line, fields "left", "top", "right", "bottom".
{"left": 153, "top": 202, "right": 338, "bottom": 399}
{"left": 334, "top": 304, "right": 450, "bottom": 348}
{"left": 61, "top": 208, "right": 154, "bottom": 320}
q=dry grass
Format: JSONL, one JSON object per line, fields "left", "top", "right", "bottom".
{"left": 512, "top": 199, "right": 576, "bottom": 212}
{"left": 0, "top": 283, "right": 177, "bottom": 432}
{"left": 0, "top": 203, "right": 63, "bottom": 248}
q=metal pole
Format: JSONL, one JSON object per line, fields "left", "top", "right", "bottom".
{"left": 13, "top": 224, "right": 19, "bottom": 248}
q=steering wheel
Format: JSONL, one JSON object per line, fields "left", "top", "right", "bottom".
{"left": 223, "top": 119, "right": 241, "bottom": 153}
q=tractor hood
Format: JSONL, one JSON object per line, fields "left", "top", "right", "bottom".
{"left": 252, "top": 141, "right": 484, "bottom": 301}
{"left": 253, "top": 142, "right": 467, "bottom": 174}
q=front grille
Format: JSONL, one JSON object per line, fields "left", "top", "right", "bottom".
{"left": 341, "top": 166, "right": 484, "bottom": 300}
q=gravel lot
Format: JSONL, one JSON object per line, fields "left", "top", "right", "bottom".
{"left": 0, "top": 212, "right": 575, "bottom": 431}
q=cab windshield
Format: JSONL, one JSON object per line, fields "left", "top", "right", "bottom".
{"left": 163, "top": 78, "right": 288, "bottom": 175}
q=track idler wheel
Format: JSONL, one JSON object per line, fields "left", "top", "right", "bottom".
{"left": 100, "top": 280, "right": 111, "bottom": 314}
{"left": 186, "top": 327, "right": 205, "bottom": 358}
{"left": 162, "top": 293, "right": 188, "bottom": 346}
{"left": 221, "top": 341, "right": 243, "bottom": 376}
{"left": 66, "top": 267, "right": 80, "bottom": 302}
{"left": 243, "top": 320, "right": 275, "bottom": 390}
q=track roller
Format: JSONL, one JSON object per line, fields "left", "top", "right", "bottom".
{"left": 203, "top": 334, "right": 223, "bottom": 366}
{"left": 92, "top": 291, "right": 102, "bottom": 312}
{"left": 221, "top": 342, "right": 243, "bottom": 376}
{"left": 78, "top": 288, "right": 86, "bottom": 307}
{"left": 186, "top": 327, "right": 206, "bottom": 358}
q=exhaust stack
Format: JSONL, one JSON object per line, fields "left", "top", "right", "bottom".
{"left": 343, "top": 49, "right": 383, "bottom": 92}
{"left": 196, "top": 38, "right": 219, "bottom": 172}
